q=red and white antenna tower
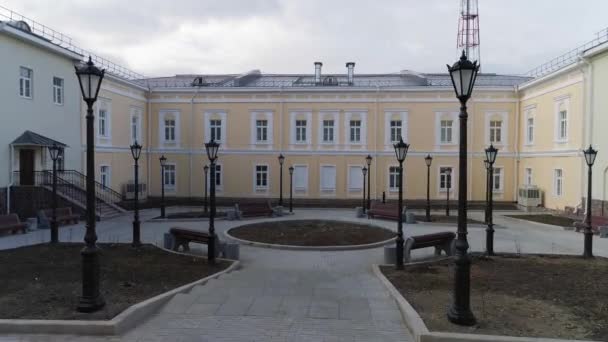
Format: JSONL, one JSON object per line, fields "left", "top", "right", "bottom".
{"left": 457, "top": 0, "right": 481, "bottom": 69}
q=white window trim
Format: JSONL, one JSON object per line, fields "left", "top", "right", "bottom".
{"left": 19, "top": 66, "right": 33, "bottom": 99}
{"left": 290, "top": 111, "right": 312, "bottom": 146}
{"left": 250, "top": 111, "right": 274, "bottom": 147}
{"left": 207, "top": 162, "right": 223, "bottom": 192}
{"left": 163, "top": 163, "right": 177, "bottom": 193}
{"left": 344, "top": 111, "right": 367, "bottom": 147}
{"left": 319, "top": 164, "right": 337, "bottom": 194}
{"left": 387, "top": 164, "right": 402, "bottom": 193}
{"left": 554, "top": 96, "right": 570, "bottom": 143}
{"left": 53, "top": 77, "right": 64, "bottom": 106}
{"left": 318, "top": 110, "right": 340, "bottom": 146}
{"left": 524, "top": 107, "right": 535, "bottom": 146}
{"left": 384, "top": 110, "right": 408, "bottom": 148}
{"left": 292, "top": 164, "right": 309, "bottom": 194}
{"left": 96, "top": 99, "right": 112, "bottom": 144}
{"left": 491, "top": 166, "right": 504, "bottom": 193}
{"left": 130, "top": 107, "right": 143, "bottom": 145}
{"left": 553, "top": 168, "right": 564, "bottom": 197}
{"left": 435, "top": 111, "right": 459, "bottom": 146}
{"left": 253, "top": 163, "right": 270, "bottom": 193}
{"left": 204, "top": 111, "right": 227, "bottom": 144}
{"left": 347, "top": 165, "right": 364, "bottom": 192}
{"left": 437, "top": 165, "right": 455, "bottom": 194}
{"left": 99, "top": 164, "right": 111, "bottom": 188}
{"left": 159, "top": 110, "right": 180, "bottom": 147}
{"left": 485, "top": 111, "right": 508, "bottom": 147}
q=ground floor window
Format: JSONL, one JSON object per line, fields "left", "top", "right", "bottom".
{"left": 439, "top": 167, "right": 452, "bottom": 191}
{"left": 100, "top": 166, "right": 110, "bottom": 188}
{"left": 493, "top": 167, "right": 503, "bottom": 192}
{"left": 164, "top": 164, "right": 176, "bottom": 190}
{"left": 389, "top": 166, "right": 400, "bottom": 191}
{"left": 255, "top": 165, "right": 268, "bottom": 189}
{"left": 554, "top": 169, "right": 563, "bottom": 196}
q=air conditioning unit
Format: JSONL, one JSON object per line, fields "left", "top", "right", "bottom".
{"left": 518, "top": 186, "right": 542, "bottom": 207}
{"left": 123, "top": 182, "right": 147, "bottom": 200}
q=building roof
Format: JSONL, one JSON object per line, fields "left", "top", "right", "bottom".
{"left": 141, "top": 71, "right": 531, "bottom": 89}
{"left": 11, "top": 131, "right": 67, "bottom": 147}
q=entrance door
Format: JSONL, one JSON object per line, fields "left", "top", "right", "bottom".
{"left": 19, "top": 149, "right": 35, "bottom": 185}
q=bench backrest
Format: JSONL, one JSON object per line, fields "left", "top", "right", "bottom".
{"left": 170, "top": 227, "right": 211, "bottom": 240}
{"left": 0, "top": 214, "right": 20, "bottom": 225}
{"left": 412, "top": 232, "right": 456, "bottom": 245}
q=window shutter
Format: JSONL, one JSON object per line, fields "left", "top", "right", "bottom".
{"left": 348, "top": 166, "right": 363, "bottom": 190}
{"left": 320, "top": 166, "right": 336, "bottom": 190}
{"left": 294, "top": 166, "right": 307, "bottom": 190}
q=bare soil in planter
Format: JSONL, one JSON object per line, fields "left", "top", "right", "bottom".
{"left": 414, "top": 215, "right": 485, "bottom": 225}
{"left": 0, "top": 243, "right": 231, "bottom": 320}
{"left": 381, "top": 255, "right": 608, "bottom": 340}
{"left": 228, "top": 220, "right": 394, "bottom": 246}
{"left": 505, "top": 214, "right": 577, "bottom": 228}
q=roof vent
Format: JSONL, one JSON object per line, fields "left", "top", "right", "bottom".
{"left": 191, "top": 76, "right": 208, "bottom": 87}
{"left": 346, "top": 62, "right": 355, "bottom": 85}
{"left": 314, "top": 62, "right": 322, "bottom": 85}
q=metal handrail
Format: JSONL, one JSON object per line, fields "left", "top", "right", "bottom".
{"left": 54, "top": 170, "right": 123, "bottom": 204}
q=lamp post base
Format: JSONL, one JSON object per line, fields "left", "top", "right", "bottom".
{"left": 583, "top": 230, "right": 594, "bottom": 258}
{"left": 485, "top": 224, "right": 494, "bottom": 256}
{"left": 447, "top": 305, "right": 477, "bottom": 326}
{"left": 132, "top": 220, "right": 142, "bottom": 248}
{"left": 77, "top": 246, "right": 105, "bottom": 313}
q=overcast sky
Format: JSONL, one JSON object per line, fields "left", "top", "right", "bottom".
{"left": 4, "top": 0, "right": 608, "bottom": 77}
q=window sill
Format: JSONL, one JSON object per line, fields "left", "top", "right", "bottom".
{"left": 54, "top": 102, "right": 64, "bottom": 106}
{"left": 554, "top": 139, "right": 569, "bottom": 144}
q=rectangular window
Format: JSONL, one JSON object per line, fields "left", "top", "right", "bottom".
{"left": 323, "top": 120, "right": 334, "bottom": 142}
{"left": 100, "top": 166, "right": 110, "bottom": 188}
{"left": 98, "top": 109, "right": 108, "bottom": 137}
{"left": 558, "top": 110, "right": 568, "bottom": 140}
{"left": 131, "top": 115, "right": 140, "bottom": 143}
{"left": 296, "top": 120, "right": 307, "bottom": 142}
{"left": 389, "top": 166, "right": 400, "bottom": 190}
{"left": 350, "top": 120, "right": 361, "bottom": 143}
{"left": 214, "top": 164, "right": 222, "bottom": 187}
{"left": 164, "top": 165, "right": 176, "bottom": 189}
{"left": 255, "top": 165, "right": 268, "bottom": 188}
{"left": 53, "top": 77, "right": 63, "bottom": 105}
{"left": 440, "top": 167, "right": 453, "bottom": 190}
{"left": 493, "top": 167, "right": 503, "bottom": 192}
{"left": 256, "top": 120, "right": 268, "bottom": 142}
{"left": 164, "top": 119, "right": 175, "bottom": 141}
{"left": 525, "top": 168, "right": 533, "bottom": 186}
{"left": 526, "top": 117, "right": 534, "bottom": 144}
{"left": 554, "top": 169, "right": 563, "bottom": 196}
{"left": 440, "top": 120, "right": 453, "bottom": 143}
{"left": 294, "top": 166, "right": 308, "bottom": 190}
{"left": 210, "top": 119, "right": 222, "bottom": 141}
{"left": 19, "top": 66, "right": 32, "bottom": 98}
{"left": 348, "top": 166, "right": 363, "bottom": 190}
{"left": 489, "top": 120, "right": 502, "bottom": 143}
{"left": 390, "top": 120, "right": 402, "bottom": 143}
{"left": 320, "top": 166, "right": 336, "bottom": 191}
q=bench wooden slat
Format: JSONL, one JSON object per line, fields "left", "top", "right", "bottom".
{"left": 0, "top": 214, "right": 27, "bottom": 234}
{"left": 169, "top": 227, "right": 219, "bottom": 256}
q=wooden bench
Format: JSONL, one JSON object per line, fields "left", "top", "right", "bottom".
{"left": 367, "top": 202, "right": 404, "bottom": 221}
{"left": 236, "top": 201, "right": 274, "bottom": 219}
{"left": 42, "top": 207, "right": 79, "bottom": 225}
{"left": 573, "top": 216, "right": 608, "bottom": 234}
{"left": 404, "top": 231, "right": 456, "bottom": 262}
{"left": 169, "top": 227, "right": 220, "bottom": 257}
{"left": 0, "top": 214, "right": 27, "bottom": 234}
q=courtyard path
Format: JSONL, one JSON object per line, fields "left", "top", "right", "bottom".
{"left": 1, "top": 208, "right": 607, "bottom": 341}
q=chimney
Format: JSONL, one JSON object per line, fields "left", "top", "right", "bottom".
{"left": 346, "top": 62, "right": 355, "bottom": 85}
{"left": 314, "top": 62, "right": 322, "bottom": 84}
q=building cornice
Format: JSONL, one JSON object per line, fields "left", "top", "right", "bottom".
{"left": 0, "top": 23, "right": 82, "bottom": 60}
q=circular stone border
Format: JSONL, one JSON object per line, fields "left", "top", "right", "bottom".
{"left": 224, "top": 220, "right": 396, "bottom": 251}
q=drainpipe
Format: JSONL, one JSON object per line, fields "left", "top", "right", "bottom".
{"left": 513, "top": 85, "right": 520, "bottom": 203}
{"left": 189, "top": 87, "right": 200, "bottom": 199}
{"left": 579, "top": 55, "right": 592, "bottom": 213}
{"left": 145, "top": 86, "right": 151, "bottom": 198}
{"left": 375, "top": 85, "right": 380, "bottom": 201}
{"left": 279, "top": 86, "right": 284, "bottom": 150}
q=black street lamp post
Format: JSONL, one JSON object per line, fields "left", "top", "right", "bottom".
{"left": 445, "top": 168, "right": 452, "bottom": 217}
{"left": 366, "top": 155, "right": 372, "bottom": 210}
{"left": 130, "top": 141, "right": 142, "bottom": 248}
{"left": 485, "top": 145, "right": 498, "bottom": 256}
{"left": 425, "top": 155, "right": 433, "bottom": 222}
{"left": 362, "top": 167, "right": 368, "bottom": 214}
{"left": 278, "top": 154, "right": 285, "bottom": 206}
{"left": 75, "top": 56, "right": 105, "bottom": 313}
{"left": 484, "top": 159, "right": 490, "bottom": 224}
{"left": 446, "top": 51, "right": 479, "bottom": 326}
{"left": 583, "top": 145, "right": 598, "bottom": 258}
{"left": 160, "top": 155, "right": 167, "bottom": 218}
{"left": 289, "top": 166, "right": 294, "bottom": 213}
{"left": 203, "top": 165, "right": 209, "bottom": 213}
{"left": 393, "top": 138, "right": 410, "bottom": 270}
{"left": 205, "top": 139, "right": 220, "bottom": 264}
{"left": 48, "top": 143, "right": 61, "bottom": 243}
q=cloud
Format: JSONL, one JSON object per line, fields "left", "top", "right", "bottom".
{"left": 3, "top": 0, "right": 608, "bottom": 76}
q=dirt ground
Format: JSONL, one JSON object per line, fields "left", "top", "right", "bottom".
{"left": 505, "top": 214, "right": 577, "bottom": 227}
{"left": 381, "top": 255, "right": 608, "bottom": 341}
{"left": 229, "top": 220, "right": 394, "bottom": 246}
{"left": 414, "top": 215, "right": 485, "bottom": 224}
{"left": 160, "top": 210, "right": 226, "bottom": 219}
{"left": 0, "top": 243, "right": 231, "bottom": 320}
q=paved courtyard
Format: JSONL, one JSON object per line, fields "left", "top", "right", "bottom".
{"left": 0, "top": 208, "right": 607, "bottom": 341}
